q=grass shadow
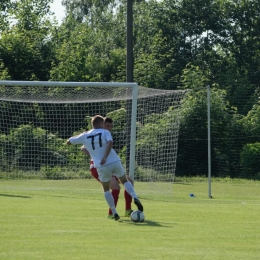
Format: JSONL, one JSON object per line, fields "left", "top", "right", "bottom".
{"left": 0, "top": 193, "right": 31, "bottom": 198}
{"left": 119, "top": 218, "right": 175, "bottom": 227}
{"left": 173, "top": 182, "right": 191, "bottom": 185}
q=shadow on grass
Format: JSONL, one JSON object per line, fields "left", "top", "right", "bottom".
{"left": 119, "top": 219, "right": 174, "bottom": 227}
{"left": 0, "top": 193, "right": 31, "bottom": 198}
{"left": 173, "top": 182, "right": 191, "bottom": 185}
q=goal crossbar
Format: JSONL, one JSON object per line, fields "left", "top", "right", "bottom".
{"left": 0, "top": 80, "right": 137, "bottom": 88}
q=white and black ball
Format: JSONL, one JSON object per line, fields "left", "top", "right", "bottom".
{"left": 130, "top": 210, "right": 145, "bottom": 223}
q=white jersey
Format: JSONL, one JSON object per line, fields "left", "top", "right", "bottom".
{"left": 69, "top": 128, "right": 120, "bottom": 168}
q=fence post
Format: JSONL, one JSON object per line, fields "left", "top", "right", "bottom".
{"left": 207, "top": 85, "right": 212, "bottom": 198}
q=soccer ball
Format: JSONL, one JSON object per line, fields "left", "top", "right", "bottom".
{"left": 130, "top": 210, "right": 145, "bottom": 223}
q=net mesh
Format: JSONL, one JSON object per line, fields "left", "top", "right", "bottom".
{"left": 0, "top": 82, "right": 187, "bottom": 194}
{"left": 177, "top": 87, "right": 260, "bottom": 180}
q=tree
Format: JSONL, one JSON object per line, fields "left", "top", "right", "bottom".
{"left": 240, "top": 142, "right": 260, "bottom": 179}
{"left": 177, "top": 65, "right": 234, "bottom": 177}
{"left": 0, "top": 0, "right": 13, "bottom": 31}
{"left": 61, "top": 0, "right": 120, "bottom": 23}
{"left": 0, "top": 0, "right": 56, "bottom": 80}
{"left": 134, "top": 31, "right": 175, "bottom": 89}
{"left": 50, "top": 10, "right": 125, "bottom": 82}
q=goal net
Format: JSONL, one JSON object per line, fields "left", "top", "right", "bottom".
{"left": 0, "top": 81, "right": 187, "bottom": 194}
{"left": 176, "top": 86, "right": 260, "bottom": 182}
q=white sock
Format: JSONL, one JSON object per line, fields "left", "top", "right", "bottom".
{"left": 104, "top": 191, "right": 117, "bottom": 215}
{"left": 124, "top": 181, "right": 138, "bottom": 199}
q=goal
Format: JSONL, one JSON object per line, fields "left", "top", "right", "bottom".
{"left": 0, "top": 81, "right": 186, "bottom": 193}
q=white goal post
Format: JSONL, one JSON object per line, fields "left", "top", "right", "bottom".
{"left": 0, "top": 80, "right": 186, "bottom": 191}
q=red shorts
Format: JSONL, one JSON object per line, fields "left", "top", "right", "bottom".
{"left": 90, "top": 160, "right": 118, "bottom": 182}
{"left": 90, "top": 163, "right": 100, "bottom": 181}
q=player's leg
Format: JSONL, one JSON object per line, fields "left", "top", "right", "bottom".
{"left": 107, "top": 177, "right": 120, "bottom": 218}
{"left": 91, "top": 164, "right": 119, "bottom": 219}
{"left": 97, "top": 164, "right": 120, "bottom": 221}
{"left": 124, "top": 176, "right": 133, "bottom": 217}
{"left": 113, "top": 162, "right": 144, "bottom": 212}
{"left": 100, "top": 181, "right": 119, "bottom": 220}
{"left": 90, "top": 165, "right": 100, "bottom": 181}
{"left": 108, "top": 174, "right": 133, "bottom": 217}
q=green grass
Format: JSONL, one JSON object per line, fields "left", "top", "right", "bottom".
{"left": 0, "top": 178, "right": 260, "bottom": 260}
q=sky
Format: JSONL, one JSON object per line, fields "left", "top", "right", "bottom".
{"left": 50, "top": 0, "right": 66, "bottom": 23}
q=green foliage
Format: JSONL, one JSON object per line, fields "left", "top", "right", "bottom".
{"left": 106, "top": 107, "right": 126, "bottom": 151}
{"left": 240, "top": 142, "right": 260, "bottom": 180}
{"left": 177, "top": 82, "right": 235, "bottom": 177}
{"left": 136, "top": 106, "right": 180, "bottom": 173}
{"left": 0, "top": 0, "right": 14, "bottom": 31}
{"left": 42, "top": 165, "right": 91, "bottom": 179}
{"left": 0, "top": 124, "right": 67, "bottom": 172}
{"left": 0, "top": 60, "right": 10, "bottom": 79}
{"left": 50, "top": 3, "right": 127, "bottom": 82}
{"left": 180, "top": 64, "right": 210, "bottom": 90}
{"left": 0, "top": 0, "right": 55, "bottom": 80}
{"left": 134, "top": 30, "right": 176, "bottom": 89}
{"left": 0, "top": 31, "right": 44, "bottom": 80}
{"left": 237, "top": 103, "right": 260, "bottom": 180}
{"left": 11, "top": 0, "right": 53, "bottom": 31}
{"left": 0, "top": 133, "right": 13, "bottom": 172}
{"left": 50, "top": 19, "right": 125, "bottom": 82}
{"left": 240, "top": 102, "right": 260, "bottom": 136}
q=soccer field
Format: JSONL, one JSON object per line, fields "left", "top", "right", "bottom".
{"left": 0, "top": 178, "right": 260, "bottom": 260}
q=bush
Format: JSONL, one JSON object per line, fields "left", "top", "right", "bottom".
{"left": 0, "top": 124, "right": 68, "bottom": 172}
{"left": 240, "top": 142, "right": 260, "bottom": 179}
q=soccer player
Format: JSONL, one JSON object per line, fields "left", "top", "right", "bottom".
{"left": 66, "top": 115, "right": 143, "bottom": 221}
{"left": 81, "top": 117, "right": 133, "bottom": 219}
